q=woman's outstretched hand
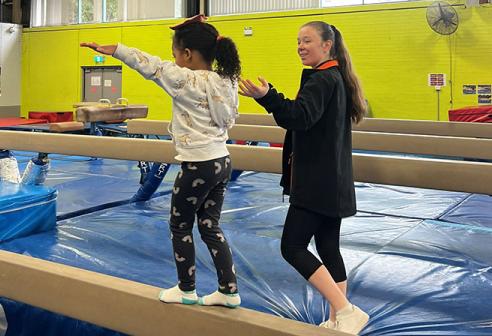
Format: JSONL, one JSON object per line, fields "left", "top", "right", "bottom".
{"left": 80, "top": 42, "right": 117, "bottom": 55}
{"left": 239, "top": 77, "right": 269, "bottom": 99}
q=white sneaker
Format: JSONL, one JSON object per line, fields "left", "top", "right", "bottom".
{"left": 158, "top": 285, "right": 198, "bottom": 305}
{"left": 319, "top": 320, "right": 336, "bottom": 329}
{"left": 335, "top": 304, "right": 369, "bottom": 335}
{"left": 198, "top": 291, "right": 241, "bottom": 308}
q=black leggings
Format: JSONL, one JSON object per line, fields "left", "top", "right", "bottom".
{"left": 169, "top": 156, "right": 237, "bottom": 294}
{"left": 281, "top": 205, "right": 347, "bottom": 283}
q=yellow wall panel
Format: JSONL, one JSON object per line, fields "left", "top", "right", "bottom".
{"left": 120, "top": 24, "right": 175, "bottom": 120}
{"left": 79, "top": 27, "right": 122, "bottom": 67}
{"left": 453, "top": 6, "right": 492, "bottom": 109}
{"left": 22, "top": 30, "right": 79, "bottom": 116}
{"left": 21, "top": 1, "right": 492, "bottom": 121}
{"left": 211, "top": 17, "right": 306, "bottom": 114}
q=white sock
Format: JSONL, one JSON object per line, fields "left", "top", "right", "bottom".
{"left": 198, "top": 291, "right": 241, "bottom": 308}
{"left": 158, "top": 285, "right": 198, "bottom": 305}
{"left": 319, "top": 320, "right": 336, "bottom": 329}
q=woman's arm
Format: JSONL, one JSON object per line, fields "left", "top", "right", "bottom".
{"left": 81, "top": 42, "right": 188, "bottom": 98}
{"left": 240, "top": 75, "right": 335, "bottom": 131}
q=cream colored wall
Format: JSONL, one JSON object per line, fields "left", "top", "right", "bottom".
{"left": 0, "top": 23, "right": 22, "bottom": 117}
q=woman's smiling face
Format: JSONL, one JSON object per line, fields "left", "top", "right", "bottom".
{"left": 297, "top": 25, "right": 332, "bottom": 68}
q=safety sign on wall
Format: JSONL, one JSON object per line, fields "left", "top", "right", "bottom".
{"left": 428, "top": 73, "right": 446, "bottom": 88}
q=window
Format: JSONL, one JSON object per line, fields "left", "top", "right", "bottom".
{"left": 321, "top": 0, "right": 362, "bottom": 6}
{"left": 209, "top": 0, "right": 319, "bottom": 16}
{"left": 31, "top": 0, "right": 182, "bottom": 27}
{"left": 126, "top": 0, "right": 181, "bottom": 21}
{"left": 80, "top": 0, "right": 98, "bottom": 24}
{"left": 321, "top": 0, "right": 415, "bottom": 6}
{"left": 105, "top": 0, "right": 124, "bottom": 22}
{"left": 31, "top": 0, "right": 79, "bottom": 26}
{"left": 209, "top": 0, "right": 419, "bottom": 15}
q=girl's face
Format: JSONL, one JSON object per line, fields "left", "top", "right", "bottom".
{"left": 297, "top": 26, "right": 333, "bottom": 68}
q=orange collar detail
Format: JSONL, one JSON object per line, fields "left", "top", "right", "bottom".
{"left": 316, "top": 60, "right": 339, "bottom": 70}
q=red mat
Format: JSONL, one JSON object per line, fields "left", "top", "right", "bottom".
{"left": 0, "top": 118, "right": 47, "bottom": 127}
{"left": 29, "top": 111, "right": 73, "bottom": 123}
{"left": 448, "top": 105, "right": 492, "bottom": 123}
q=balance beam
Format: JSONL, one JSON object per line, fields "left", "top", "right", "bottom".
{"left": 236, "top": 113, "right": 277, "bottom": 126}
{"left": 353, "top": 132, "right": 492, "bottom": 160}
{"left": 0, "top": 250, "right": 337, "bottom": 336}
{"left": 0, "top": 129, "right": 491, "bottom": 335}
{"left": 127, "top": 120, "right": 492, "bottom": 161}
{"left": 127, "top": 119, "right": 284, "bottom": 143}
{"left": 354, "top": 118, "right": 492, "bottom": 138}
{"left": 1, "top": 130, "right": 491, "bottom": 194}
{"left": 235, "top": 114, "right": 492, "bottom": 139}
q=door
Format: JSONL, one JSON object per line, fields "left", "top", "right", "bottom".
{"left": 82, "top": 66, "right": 122, "bottom": 103}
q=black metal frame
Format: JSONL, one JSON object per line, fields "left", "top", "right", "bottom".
{"left": 0, "top": 0, "right": 30, "bottom": 26}
{"left": 184, "top": 0, "right": 208, "bottom": 17}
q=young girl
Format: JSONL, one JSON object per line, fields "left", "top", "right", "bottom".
{"left": 239, "top": 22, "right": 369, "bottom": 334}
{"left": 81, "top": 15, "right": 241, "bottom": 308}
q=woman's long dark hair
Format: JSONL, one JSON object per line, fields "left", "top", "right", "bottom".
{"left": 173, "top": 22, "right": 241, "bottom": 82}
{"left": 302, "top": 21, "right": 366, "bottom": 124}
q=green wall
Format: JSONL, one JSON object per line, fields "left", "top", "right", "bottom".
{"left": 21, "top": 1, "right": 492, "bottom": 121}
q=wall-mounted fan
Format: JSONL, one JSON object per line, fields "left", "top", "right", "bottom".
{"left": 426, "top": 1, "right": 459, "bottom": 35}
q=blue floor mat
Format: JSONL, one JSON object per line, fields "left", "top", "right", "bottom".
{"left": 3, "top": 199, "right": 491, "bottom": 334}
{"left": 439, "top": 194, "right": 492, "bottom": 228}
{"left": 1, "top": 163, "right": 491, "bottom": 335}
{"left": 16, "top": 155, "right": 177, "bottom": 216}
{"left": 355, "top": 182, "right": 469, "bottom": 220}
{"left": 0, "top": 199, "right": 418, "bottom": 329}
{"left": 353, "top": 219, "right": 492, "bottom": 335}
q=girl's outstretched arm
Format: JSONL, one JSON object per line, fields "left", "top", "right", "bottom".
{"left": 80, "top": 42, "right": 116, "bottom": 55}
{"left": 81, "top": 42, "right": 188, "bottom": 98}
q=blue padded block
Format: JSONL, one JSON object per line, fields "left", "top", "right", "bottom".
{"left": 0, "top": 181, "right": 56, "bottom": 242}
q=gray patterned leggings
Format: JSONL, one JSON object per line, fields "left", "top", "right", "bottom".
{"left": 169, "top": 155, "right": 238, "bottom": 294}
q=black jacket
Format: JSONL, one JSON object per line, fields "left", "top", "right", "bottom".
{"left": 256, "top": 63, "right": 356, "bottom": 218}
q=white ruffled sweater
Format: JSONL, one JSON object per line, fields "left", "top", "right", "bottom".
{"left": 113, "top": 43, "right": 238, "bottom": 162}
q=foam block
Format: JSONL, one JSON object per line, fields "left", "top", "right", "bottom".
{"left": 0, "top": 181, "right": 57, "bottom": 242}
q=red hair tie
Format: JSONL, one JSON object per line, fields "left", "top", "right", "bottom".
{"left": 216, "top": 35, "right": 224, "bottom": 41}
{"left": 170, "top": 14, "right": 207, "bottom": 30}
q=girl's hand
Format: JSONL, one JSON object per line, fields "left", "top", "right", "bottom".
{"left": 239, "top": 77, "right": 269, "bottom": 99}
{"left": 80, "top": 42, "right": 117, "bottom": 55}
